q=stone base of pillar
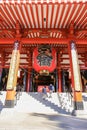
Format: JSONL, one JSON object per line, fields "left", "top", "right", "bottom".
{"left": 72, "top": 101, "right": 84, "bottom": 116}
{"left": 74, "top": 101, "right": 84, "bottom": 110}
{"left": 5, "top": 100, "right": 15, "bottom": 108}
{"left": 72, "top": 110, "right": 87, "bottom": 118}
{"left": 5, "top": 90, "right": 16, "bottom": 108}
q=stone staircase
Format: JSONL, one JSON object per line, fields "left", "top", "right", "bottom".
{"left": 58, "top": 92, "right": 74, "bottom": 113}
{"left": 82, "top": 93, "right": 87, "bottom": 111}
{"left": 0, "top": 92, "right": 87, "bottom": 118}
{"left": 15, "top": 92, "right": 60, "bottom": 114}
{"left": 0, "top": 91, "right": 74, "bottom": 115}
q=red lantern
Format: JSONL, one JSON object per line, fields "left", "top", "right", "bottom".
{"left": 33, "top": 47, "right": 56, "bottom": 72}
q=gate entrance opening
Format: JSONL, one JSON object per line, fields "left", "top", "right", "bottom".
{"left": 32, "top": 70, "right": 56, "bottom": 92}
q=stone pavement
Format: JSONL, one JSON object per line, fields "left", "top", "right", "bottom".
{"left": 0, "top": 112, "right": 87, "bottom": 130}
{"left": 0, "top": 92, "right": 87, "bottom": 130}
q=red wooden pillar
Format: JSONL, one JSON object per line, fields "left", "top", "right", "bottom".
{"left": 1, "top": 52, "right": 5, "bottom": 68}
{"left": 68, "top": 41, "right": 84, "bottom": 111}
{"left": 26, "top": 51, "right": 32, "bottom": 92}
{"left": 85, "top": 52, "right": 87, "bottom": 67}
{"left": 58, "top": 69, "right": 62, "bottom": 92}
{"left": 57, "top": 53, "right": 62, "bottom": 92}
{"left": 26, "top": 70, "right": 31, "bottom": 92}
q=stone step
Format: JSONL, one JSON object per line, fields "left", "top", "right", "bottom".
{"left": 0, "top": 91, "right": 77, "bottom": 115}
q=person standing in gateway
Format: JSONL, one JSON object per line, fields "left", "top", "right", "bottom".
{"left": 49, "top": 84, "right": 55, "bottom": 98}
{"left": 42, "top": 86, "right": 48, "bottom": 99}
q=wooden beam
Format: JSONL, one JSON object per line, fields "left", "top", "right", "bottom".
{"left": 0, "top": 38, "right": 87, "bottom": 44}
{"left": 1, "top": 28, "right": 87, "bottom": 32}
